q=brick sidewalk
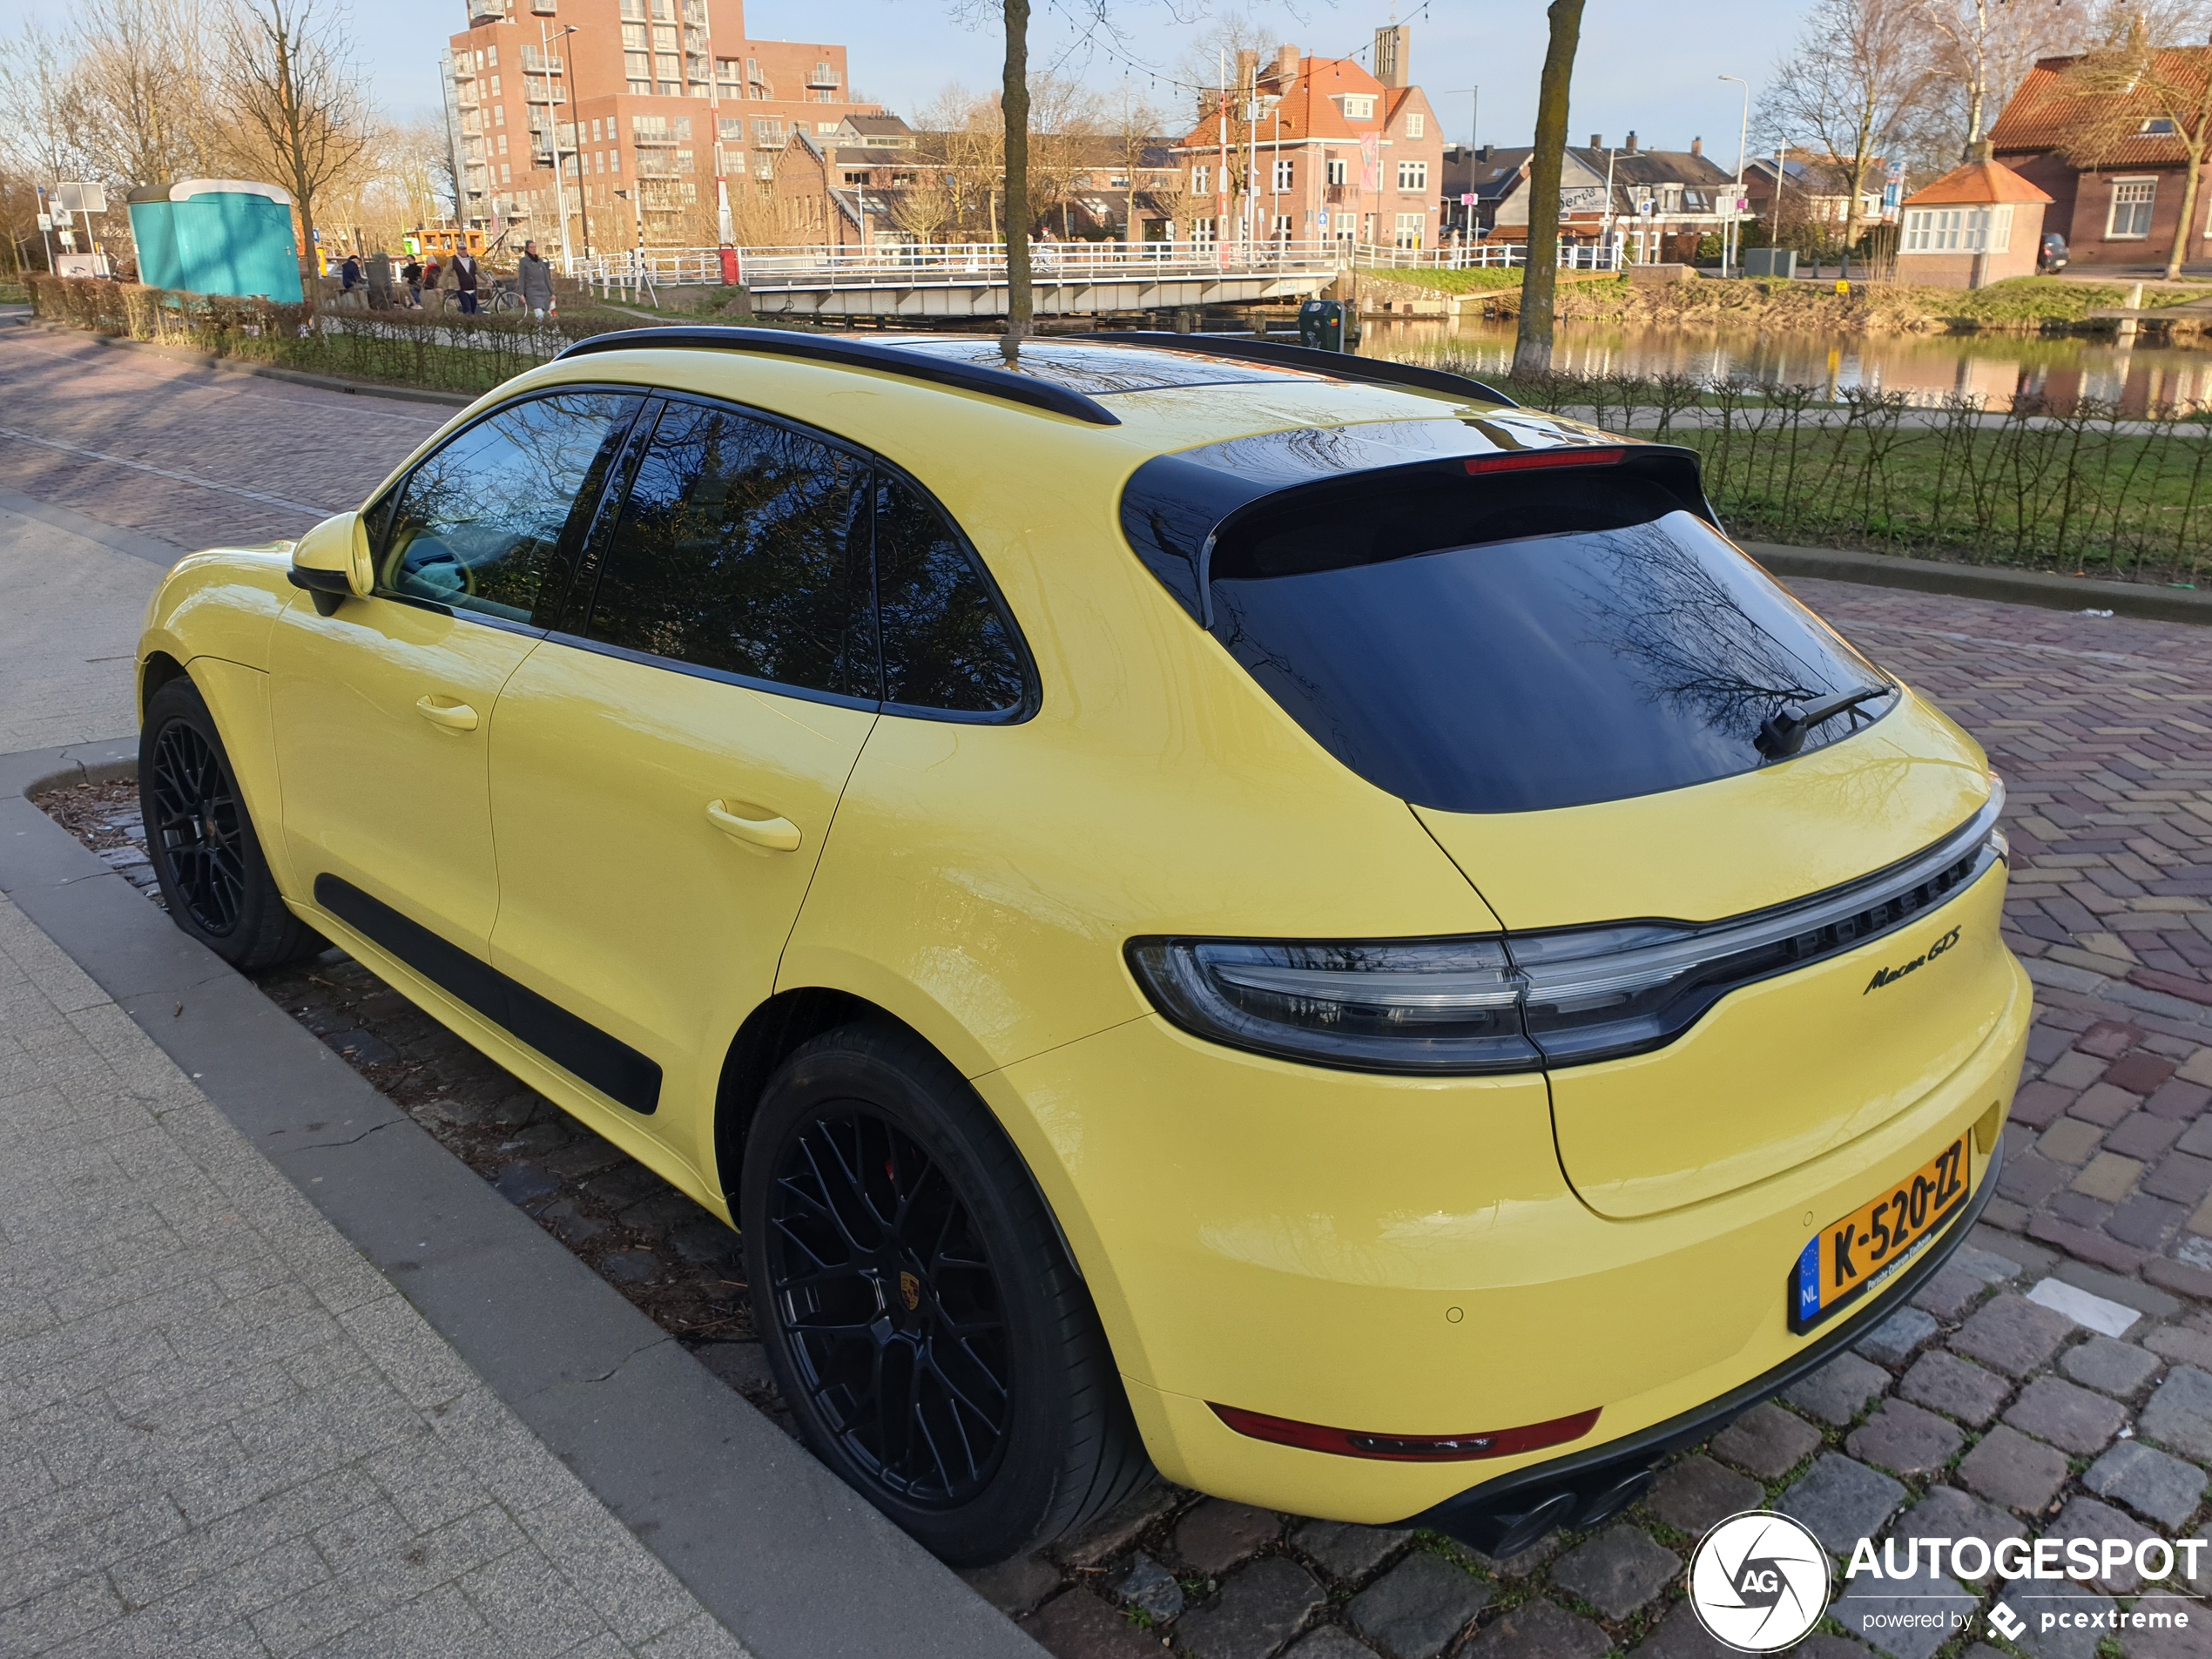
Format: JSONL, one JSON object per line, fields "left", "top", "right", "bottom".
{"left": 0, "top": 327, "right": 440, "bottom": 550}
{"left": 0, "top": 888, "right": 745, "bottom": 1657}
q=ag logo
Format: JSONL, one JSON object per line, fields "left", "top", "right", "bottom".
{"left": 1687, "top": 1512, "right": 1831, "bottom": 1652}
{"left": 899, "top": 1270, "right": 921, "bottom": 1312}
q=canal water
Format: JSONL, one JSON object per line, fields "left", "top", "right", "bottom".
{"left": 1359, "top": 318, "right": 2212, "bottom": 413}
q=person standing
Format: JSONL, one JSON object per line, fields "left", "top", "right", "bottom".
{"left": 339, "top": 252, "right": 361, "bottom": 307}
{"left": 453, "top": 247, "right": 480, "bottom": 315}
{"left": 401, "top": 255, "right": 424, "bottom": 307}
{"left": 366, "top": 247, "right": 393, "bottom": 311}
{"left": 517, "top": 240, "right": 556, "bottom": 320}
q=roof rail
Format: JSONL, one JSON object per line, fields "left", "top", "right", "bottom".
{"left": 1076, "top": 331, "right": 1518, "bottom": 408}
{"left": 553, "top": 326, "right": 1122, "bottom": 427}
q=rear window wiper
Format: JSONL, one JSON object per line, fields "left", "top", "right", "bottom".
{"left": 1755, "top": 684, "right": 1891, "bottom": 759}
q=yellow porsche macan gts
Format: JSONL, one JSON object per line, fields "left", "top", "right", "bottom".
{"left": 134, "top": 328, "right": 2029, "bottom": 1566}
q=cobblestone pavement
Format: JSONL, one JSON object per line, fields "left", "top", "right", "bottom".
{"left": 0, "top": 325, "right": 443, "bottom": 549}
{"left": 0, "top": 887, "right": 745, "bottom": 1658}
{"left": 44, "top": 577, "right": 2212, "bottom": 1659}
{"left": 21, "top": 315, "right": 2212, "bottom": 1659}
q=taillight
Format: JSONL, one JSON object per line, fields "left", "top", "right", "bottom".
{"left": 1211, "top": 1402, "right": 1601, "bottom": 1461}
{"left": 1462, "top": 448, "right": 1624, "bottom": 474}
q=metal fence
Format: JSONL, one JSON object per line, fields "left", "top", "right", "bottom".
{"left": 559, "top": 238, "right": 1614, "bottom": 287}
{"left": 1472, "top": 361, "right": 2212, "bottom": 582}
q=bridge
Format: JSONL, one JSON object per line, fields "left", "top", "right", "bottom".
{"left": 569, "top": 241, "right": 1349, "bottom": 318}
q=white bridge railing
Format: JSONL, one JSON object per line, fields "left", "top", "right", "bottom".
{"left": 559, "top": 237, "right": 1620, "bottom": 293}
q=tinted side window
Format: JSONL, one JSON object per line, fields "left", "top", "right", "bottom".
{"left": 588, "top": 401, "right": 871, "bottom": 699}
{"left": 874, "top": 475, "right": 1026, "bottom": 714}
{"left": 380, "top": 392, "right": 639, "bottom": 625}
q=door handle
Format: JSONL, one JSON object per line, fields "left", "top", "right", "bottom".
{"left": 415, "top": 696, "right": 479, "bottom": 732}
{"left": 706, "top": 799, "right": 802, "bottom": 853}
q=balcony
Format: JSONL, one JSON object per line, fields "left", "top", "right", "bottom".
{"left": 451, "top": 57, "right": 475, "bottom": 80}
{"left": 468, "top": 0, "right": 504, "bottom": 23}
{"left": 531, "top": 0, "right": 556, "bottom": 12}
{"left": 806, "top": 64, "right": 840, "bottom": 89}
{"left": 519, "top": 48, "right": 562, "bottom": 71}
{"left": 635, "top": 157, "right": 679, "bottom": 178}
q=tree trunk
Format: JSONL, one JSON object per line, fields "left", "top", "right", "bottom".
{"left": 1001, "top": 0, "right": 1031, "bottom": 366}
{"left": 2170, "top": 146, "right": 2203, "bottom": 281}
{"left": 1514, "top": 0, "right": 1585, "bottom": 378}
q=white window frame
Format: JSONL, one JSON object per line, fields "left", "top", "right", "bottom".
{"left": 1272, "top": 158, "right": 1294, "bottom": 192}
{"left": 1393, "top": 210, "right": 1424, "bottom": 248}
{"left": 2109, "top": 177, "right": 2156, "bottom": 239}
{"left": 1406, "top": 112, "right": 1425, "bottom": 138}
{"left": 1192, "top": 165, "right": 1210, "bottom": 195}
{"left": 1339, "top": 94, "right": 1375, "bottom": 120}
{"left": 1397, "top": 160, "right": 1428, "bottom": 192}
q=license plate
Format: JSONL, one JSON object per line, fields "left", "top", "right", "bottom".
{"left": 1791, "top": 1134, "right": 1971, "bottom": 1333}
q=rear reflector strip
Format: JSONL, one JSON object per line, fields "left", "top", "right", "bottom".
{"left": 1210, "top": 1402, "right": 1602, "bottom": 1462}
{"left": 1463, "top": 448, "right": 1625, "bottom": 474}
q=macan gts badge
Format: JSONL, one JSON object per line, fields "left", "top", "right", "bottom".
{"left": 133, "top": 328, "right": 2029, "bottom": 1565}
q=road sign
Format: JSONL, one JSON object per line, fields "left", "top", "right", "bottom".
{"left": 1460, "top": 192, "right": 1476, "bottom": 206}
{"left": 54, "top": 182, "right": 105, "bottom": 215}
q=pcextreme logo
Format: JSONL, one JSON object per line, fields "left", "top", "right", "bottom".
{"left": 1865, "top": 927, "right": 1962, "bottom": 995}
{"left": 1688, "top": 1513, "right": 1831, "bottom": 1653}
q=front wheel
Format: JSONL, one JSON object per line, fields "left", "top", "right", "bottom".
{"left": 739, "top": 1022, "right": 1151, "bottom": 1566}
{"left": 140, "top": 676, "right": 320, "bottom": 970}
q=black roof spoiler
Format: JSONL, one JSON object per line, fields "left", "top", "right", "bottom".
{"left": 554, "top": 325, "right": 1123, "bottom": 427}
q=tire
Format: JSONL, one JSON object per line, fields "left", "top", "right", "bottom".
{"left": 140, "top": 676, "right": 320, "bottom": 971}
{"left": 740, "top": 1022, "right": 1152, "bottom": 1566}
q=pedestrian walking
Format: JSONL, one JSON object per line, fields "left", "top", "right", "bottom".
{"left": 517, "top": 240, "right": 556, "bottom": 320}
{"left": 366, "top": 248, "right": 393, "bottom": 311}
{"left": 452, "top": 249, "right": 480, "bottom": 316}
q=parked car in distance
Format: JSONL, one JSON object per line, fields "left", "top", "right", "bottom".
{"left": 133, "top": 327, "right": 2029, "bottom": 1566}
{"left": 2040, "top": 230, "right": 2069, "bottom": 273}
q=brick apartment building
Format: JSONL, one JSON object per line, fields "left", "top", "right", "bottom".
{"left": 1170, "top": 26, "right": 1444, "bottom": 251}
{"left": 442, "top": 0, "right": 880, "bottom": 253}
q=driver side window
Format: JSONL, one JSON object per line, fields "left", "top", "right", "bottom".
{"left": 381, "top": 391, "right": 641, "bottom": 626}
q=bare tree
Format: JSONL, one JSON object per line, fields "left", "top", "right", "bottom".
{"left": 1112, "top": 93, "right": 1163, "bottom": 243}
{"left": 70, "top": 0, "right": 219, "bottom": 187}
{"left": 999, "top": 0, "right": 1031, "bottom": 362}
{"left": 1759, "top": 0, "right": 1933, "bottom": 250}
{"left": 216, "top": 0, "right": 373, "bottom": 294}
{"left": 1514, "top": 0, "right": 1586, "bottom": 378}
{"left": 2060, "top": 22, "right": 2212, "bottom": 279}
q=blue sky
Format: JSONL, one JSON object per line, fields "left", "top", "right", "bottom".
{"left": 0, "top": 0, "right": 1807, "bottom": 170}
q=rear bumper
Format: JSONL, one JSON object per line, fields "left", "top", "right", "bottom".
{"left": 1404, "top": 1136, "right": 2004, "bottom": 1555}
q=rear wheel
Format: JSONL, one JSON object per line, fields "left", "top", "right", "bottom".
{"left": 140, "top": 677, "right": 318, "bottom": 970}
{"left": 739, "top": 1022, "right": 1151, "bottom": 1566}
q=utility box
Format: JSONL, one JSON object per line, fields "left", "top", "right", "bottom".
{"left": 1298, "top": 298, "right": 1346, "bottom": 352}
{"left": 1743, "top": 247, "right": 1797, "bottom": 280}
{"left": 127, "top": 180, "right": 303, "bottom": 302}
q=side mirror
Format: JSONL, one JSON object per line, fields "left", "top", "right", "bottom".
{"left": 287, "top": 511, "right": 374, "bottom": 617}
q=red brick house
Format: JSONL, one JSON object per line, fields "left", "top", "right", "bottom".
{"left": 1990, "top": 50, "right": 2212, "bottom": 268}
{"left": 1170, "top": 29, "right": 1444, "bottom": 251}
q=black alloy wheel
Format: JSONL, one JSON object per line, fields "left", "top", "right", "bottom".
{"left": 740, "top": 1022, "right": 1151, "bottom": 1565}
{"left": 149, "top": 718, "right": 246, "bottom": 937}
{"left": 139, "top": 676, "right": 320, "bottom": 971}
{"left": 765, "top": 1106, "right": 1013, "bottom": 1506}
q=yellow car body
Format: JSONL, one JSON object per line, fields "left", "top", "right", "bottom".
{"left": 136, "top": 333, "right": 2027, "bottom": 1551}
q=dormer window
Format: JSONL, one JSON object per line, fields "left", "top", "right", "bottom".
{"left": 1338, "top": 94, "right": 1376, "bottom": 120}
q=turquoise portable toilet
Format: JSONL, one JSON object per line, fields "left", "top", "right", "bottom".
{"left": 126, "top": 180, "right": 302, "bottom": 302}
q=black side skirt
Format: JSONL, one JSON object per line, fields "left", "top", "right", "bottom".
{"left": 1400, "top": 1136, "right": 2006, "bottom": 1554}
{"left": 313, "top": 873, "right": 663, "bottom": 1116}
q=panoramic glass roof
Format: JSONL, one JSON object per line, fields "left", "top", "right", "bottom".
{"left": 883, "top": 338, "right": 1318, "bottom": 395}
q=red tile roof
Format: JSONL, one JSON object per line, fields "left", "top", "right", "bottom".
{"left": 1903, "top": 158, "right": 2054, "bottom": 206}
{"left": 1174, "top": 53, "right": 1388, "bottom": 149}
{"left": 1990, "top": 50, "right": 2212, "bottom": 169}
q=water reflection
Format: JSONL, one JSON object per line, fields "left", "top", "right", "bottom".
{"left": 1363, "top": 318, "right": 2212, "bottom": 415}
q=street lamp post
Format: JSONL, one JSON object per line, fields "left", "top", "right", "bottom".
{"left": 554, "top": 24, "right": 594, "bottom": 260}
{"left": 542, "top": 19, "right": 576, "bottom": 271}
{"left": 1718, "top": 73, "right": 1750, "bottom": 278}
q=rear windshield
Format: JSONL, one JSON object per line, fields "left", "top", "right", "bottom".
{"left": 1201, "top": 464, "right": 1892, "bottom": 814}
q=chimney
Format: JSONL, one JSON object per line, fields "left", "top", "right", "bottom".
{"left": 1236, "top": 48, "right": 1259, "bottom": 90}
{"left": 1274, "top": 44, "right": 1299, "bottom": 84}
{"left": 1625, "top": 131, "right": 1639, "bottom": 154}
{"left": 1373, "top": 24, "right": 1407, "bottom": 88}
{"left": 1479, "top": 144, "right": 1493, "bottom": 162}
{"left": 1690, "top": 137, "right": 1703, "bottom": 157}
{"left": 1589, "top": 134, "right": 1602, "bottom": 150}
